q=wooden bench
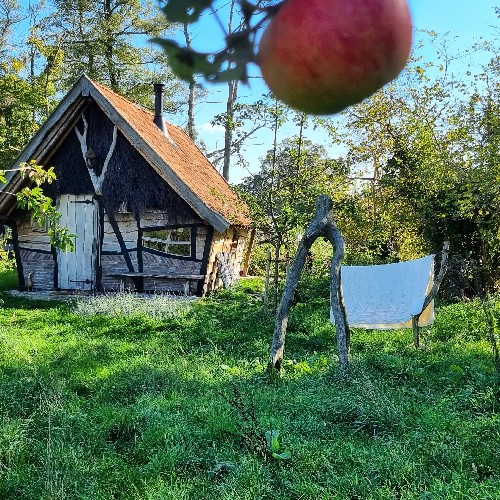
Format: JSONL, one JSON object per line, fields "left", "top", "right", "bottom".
{"left": 109, "top": 273, "right": 204, "bottom": 295}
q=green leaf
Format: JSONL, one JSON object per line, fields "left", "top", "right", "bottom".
{"left": 272, "top": 449, "right": 291, "bottom": 460}
{"left": 152, "top": 38, "right": 220, "bottom": 82}
{"left": 161, "top": 0, "right": 214, "bottom": 23}
{"left": 209, "top": 65, "right": 247, "bottom": 84}
{"left": 265, "top": 429, "right": 280, "bottom": 453}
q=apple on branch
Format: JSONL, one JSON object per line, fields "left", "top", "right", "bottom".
{"left": 258, "top": 0, "right": 413, "bottom": 115}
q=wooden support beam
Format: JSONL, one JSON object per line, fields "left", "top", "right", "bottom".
{"left": 198, "top": 226, "right": 213, "bottom": 296}
{"left": 10, "top": 222, "right": 25, "bottom": 289}
{"left": 106, "top": 210, "right": 140, "bottom": 291}
{"left": 241, "top": 228, "right": 255, "bottom": 277}
{"left": 412, "top": 241, "right": 450, "bottom": 348}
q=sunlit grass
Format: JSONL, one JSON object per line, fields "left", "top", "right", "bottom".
{"left": 72, "top": 291, "right": 193, "bottom": 320}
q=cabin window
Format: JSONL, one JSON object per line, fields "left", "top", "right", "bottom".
{"left": 142, "top": 227, "right": 192, "bottom": 257}
{"left": 31, "top": 215, "right": 49, "bottom": 233}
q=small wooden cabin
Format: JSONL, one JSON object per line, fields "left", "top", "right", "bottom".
{"left": 0, "top": 75, "right": 252, "bottom": 295}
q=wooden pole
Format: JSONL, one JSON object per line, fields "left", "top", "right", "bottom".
{"left": 269, "top": 195, "right": 349, "bottom": 373}
{"left": 241, "top": 228, "right": 256, "bottom": 277}
{"left": 412, "top": 241, "right": 450, "bottom": 348}
{"left": 412, "top": 316, "right": 420, "bottom": 348}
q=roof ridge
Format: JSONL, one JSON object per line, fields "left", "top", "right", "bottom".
{"left": 91, "top": 79, "right": 158, "bottom": 118}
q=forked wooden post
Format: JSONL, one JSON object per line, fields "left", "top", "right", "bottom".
{"left": 412, "top": 241, "right": 450, "bottom": 348}
{"left": 268, "top": 195, "right": 350, "bottom": 373}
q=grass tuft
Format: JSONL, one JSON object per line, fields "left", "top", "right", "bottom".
{"left": 72, "top": 291, "right": 193, "bottom": 320}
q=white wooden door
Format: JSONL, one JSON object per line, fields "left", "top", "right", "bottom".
{"left": 57, "top": 194, "right": 98, "bottom": 290}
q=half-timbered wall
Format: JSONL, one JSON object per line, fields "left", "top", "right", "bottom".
{"left": 100, "top": 210, "right": 209, "bottom": 292}
{"left": 16, "top": 212, "right": 54, "bottom": 290}
{"left": 10, "top": 98, "right": 250, "bottom": 295}
{"left": 204, "top": 226, "right": 249, "bottom": 294}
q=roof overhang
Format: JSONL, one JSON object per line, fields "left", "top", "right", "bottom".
{"left": 0, "top": 77, "right": 93, "bottom": 217}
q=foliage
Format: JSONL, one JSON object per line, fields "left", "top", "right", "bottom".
{"left": 0, "top": 0, "right": 187, "bottom": 131}
{"left": 0, "top": 1, "right": 66, "bottom": 170}
{"left": 208, "top": 93, "right": 277, "bottom": 175}
{"left": 0, "top": 277, "right": 500, "bottom": 497}
{"left": 219, "top": 382, "right": 290, "bottom": 460}
{"left": 0, "top": 161, "right": 75, "bottom": 263}
{"left": 154, "top": 0, "right": 283, "bottom": 84}
{"left": 0, "top": 61, "right": 47, "bottom": 169}
{"left": 239, "top": 135, "right": 348, "bottom": 254}
{"left": 47, "top": 0, "right": 185, "bottom": 107}
{"left": 318, "top": 32, "right": 500, "bottom": 293}
{"left": 0, "top": 268, "right": 17, "bottom": 288}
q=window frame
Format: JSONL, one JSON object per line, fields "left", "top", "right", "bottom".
{"left": 141, "top": 225, "right": 196, "bottom": 259}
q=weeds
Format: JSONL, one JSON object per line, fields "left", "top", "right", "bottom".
{"left": 72, "top": 291, "right": 193, "bottom": 320}
{"left": 219, "top": 383, "right": 268, "bottom": 459}
{"left": 218, "top": 383, "right": 291, "bottom": 462}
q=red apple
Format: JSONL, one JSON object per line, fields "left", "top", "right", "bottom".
{"left": 258, "top": 0, "right": 413, "bottom": 115}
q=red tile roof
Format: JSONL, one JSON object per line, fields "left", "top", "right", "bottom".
{"left": 93, "top": 81, "right": 251, "bottom": 228}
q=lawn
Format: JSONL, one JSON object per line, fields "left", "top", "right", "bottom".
{"left": 0, "top": 269, "right": 499, "bottom": 499}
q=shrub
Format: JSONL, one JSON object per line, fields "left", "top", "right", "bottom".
{"left": 431, "top": 297, "right": 499, "bottom": 342}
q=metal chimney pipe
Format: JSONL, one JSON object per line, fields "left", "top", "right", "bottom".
{"left": 153, "top": 83, "right": 168, "bottom": 136}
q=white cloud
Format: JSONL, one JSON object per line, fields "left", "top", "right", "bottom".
{"left": 198, "top": 123, "right": 225, "bottom": 134}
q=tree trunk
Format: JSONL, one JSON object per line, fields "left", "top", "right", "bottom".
{"left": 222, "top": 79, "right": 238, "bottom": 181}
{"left": 273, "top": 241, "right": 281, "bottom": 310}
{"left": 184, "top": 23, "right": 196, "bottom": 140}
{"left": 412, "top": 241, "right": 450, "bottom": 347}
{"left": 269, "top": 195, "right": 350, "bottom": 373}
{"left": 222, "top": 0, "right": 238, "bottom": 181}
{"left": 104, "top": 0, "right": 118, "bottom": 91}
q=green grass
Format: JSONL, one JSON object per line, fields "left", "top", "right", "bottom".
{"left": 0, "top": 268, "right": 18, "bottom": 292}
{"left": 0, "top": 272, "right": 499, "bottom": 499}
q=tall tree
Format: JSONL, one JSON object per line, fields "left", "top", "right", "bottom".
{"left": 334, "top": 31, "right": 500, "bottom": 292}
{"left": 0, "top": 0, "right": 53, "bottom": 168}
{"left": 0, "top": 0, "right": 22, "bottom": 56}
{"left": 183, "top": 22, "right": 196, "bottom": 140}
{"left": 47, "top": 0, "right": 184, "bottom": 106}
{"left": 239, "top": 133, "right": 347, "bottom": 255}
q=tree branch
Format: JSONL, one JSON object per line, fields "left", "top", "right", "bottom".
{"left": 269, "top": 195, "right": 350, "bottom": 373}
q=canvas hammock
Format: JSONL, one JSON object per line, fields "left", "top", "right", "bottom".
{"left": 330, "top": 255, "right": 435, "bottom": 329}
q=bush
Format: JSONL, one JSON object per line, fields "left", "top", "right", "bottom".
{"left": 431, "top": 297, "right": 500, "bottom": 342}
{"left": 0, "top": 269, "right": 17, "bottom": 292}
